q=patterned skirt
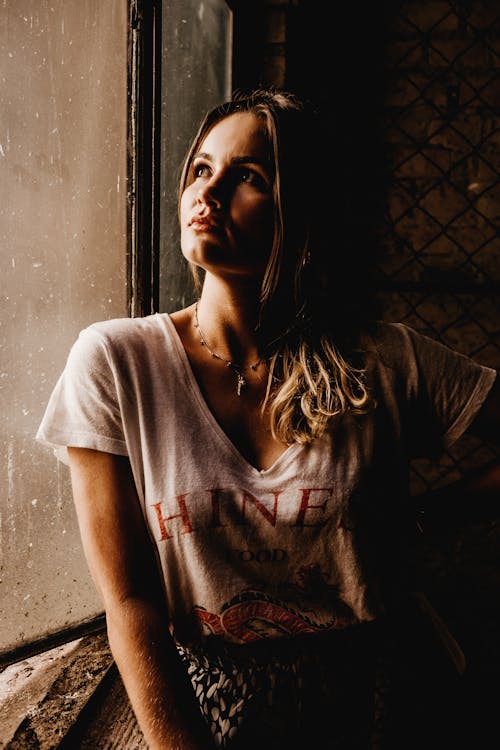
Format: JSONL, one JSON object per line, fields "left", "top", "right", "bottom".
{"left": 177, "top": 608, "right": 466, "bottom": 750}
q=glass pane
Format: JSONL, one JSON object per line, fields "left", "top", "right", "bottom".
{"left": 0, "top": 0, "right": 128, "bottom": 656}
{"left": 159, "top": 0, "right": 233, "bottom": 312}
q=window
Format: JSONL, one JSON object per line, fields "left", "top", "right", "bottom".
{"left": 1, "top": 0, "right": 232, "bottom": 664}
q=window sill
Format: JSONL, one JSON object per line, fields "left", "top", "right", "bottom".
{"left": 0, "top": 632, "right": 147, "bottom": 749}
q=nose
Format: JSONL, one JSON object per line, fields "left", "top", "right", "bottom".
{"left": 196, "top": 175, "right": 223, "bottom": 209}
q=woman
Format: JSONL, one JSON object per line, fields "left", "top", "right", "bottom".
{"left": 37, "top": 88, "right": 499, "bottom": 749}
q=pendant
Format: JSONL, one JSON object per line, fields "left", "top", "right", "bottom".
{"left": 236, "top": 372, "right": 247, "bottom": 396}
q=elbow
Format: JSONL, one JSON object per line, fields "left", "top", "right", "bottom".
{"left": 103, "top": 591, "right": 169, "bottom": 637}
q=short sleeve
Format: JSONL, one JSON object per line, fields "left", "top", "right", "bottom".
{"left": 372, "top": 323, "right": 497, "bottom": 458}
{"left": 36, "top": 325, "right": 128, "bottom": 461}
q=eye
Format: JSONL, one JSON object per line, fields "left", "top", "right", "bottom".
{"left": 192, "top": 162, "right": 211, "bottom": 180}
{"left": 234, "top": 167, "right": 269, "bottom": 191}
{"left": 238, "top": 168, "right": 253, "bottom": 182}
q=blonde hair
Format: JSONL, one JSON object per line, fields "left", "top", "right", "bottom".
{"left": 264, "top": 338, "right": 368, "bottom": 444}
{"left": 178, "top": 88, "right": 370, "bottom": 444}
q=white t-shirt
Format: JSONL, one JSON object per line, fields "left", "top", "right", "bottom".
{"left": 36, "top": 314, "right": 496, "bottom": 647}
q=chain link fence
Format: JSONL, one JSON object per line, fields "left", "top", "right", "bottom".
{"left": 376, "top": 0, "right": 499, "bottom": 494}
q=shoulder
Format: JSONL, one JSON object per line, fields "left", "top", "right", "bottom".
{"left": 67, "top": 313, "right": 175, "bottom": 374}
{"left": 358, "top": 320, "right": 422, "bottom": 371}
{"left": 358, "top": 320, "right": 497, "bottom": 402}
{"left": 81, "top": 313, "right": 167, "bottom": 343}
{"left": 75, "top": 313, "right": 170, "bottom": 353}
{"left": 361, "top": 319, "right": 431, "bottom": 351}
{"left": 360, "top": 320, "right": 474, "bottom": 370}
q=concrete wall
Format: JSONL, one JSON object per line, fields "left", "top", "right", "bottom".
{"left": 1, "top": 0, "right": 128, "bottom": 655}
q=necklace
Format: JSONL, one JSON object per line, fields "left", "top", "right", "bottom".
{"left": 194, "top": 302, "right": 263, "bottom": 396}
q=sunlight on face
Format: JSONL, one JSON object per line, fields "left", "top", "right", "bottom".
{"left": 180, "top": 112, "right": 275, "bottom": 281}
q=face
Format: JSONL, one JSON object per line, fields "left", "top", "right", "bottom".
{"left": 180, "top": 112, "right": 275, "bottom": 281}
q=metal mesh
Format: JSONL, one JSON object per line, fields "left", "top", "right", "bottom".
{"left": 377, "top": 0, "right": 500, "bottom": 493}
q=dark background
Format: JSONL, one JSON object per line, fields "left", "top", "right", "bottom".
{"left": 229, "top": 0, "right": 499, "bottom": 744}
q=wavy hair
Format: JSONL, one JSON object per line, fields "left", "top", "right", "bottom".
{"left": 178, "top": 88, "right": 370, "bottom": 444}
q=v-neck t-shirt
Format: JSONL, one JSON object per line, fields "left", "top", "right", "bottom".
{"left": 36, "top": 313, "right": 497, "bottom": 647}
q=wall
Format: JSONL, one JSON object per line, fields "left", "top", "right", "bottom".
{"left": 0, "top": 0, "right": 128, "bottom": 655}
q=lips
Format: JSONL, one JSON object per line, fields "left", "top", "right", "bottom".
{"left": 188, "top": 214, "right": 224, "bottom": 232}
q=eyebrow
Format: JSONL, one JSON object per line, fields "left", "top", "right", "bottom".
{"left": 194, "top": 152, "right": 270, "bottom": 169}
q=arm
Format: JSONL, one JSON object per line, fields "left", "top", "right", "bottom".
{"left": 67, "top": 447, "right": 215, "bottom": 750}
{"left": 414, "top": 377, "right": 500, "bottom": 531}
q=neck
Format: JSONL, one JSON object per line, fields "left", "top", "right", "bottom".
{"left": 196, "top": 276, "right": 263, "bottom": 367}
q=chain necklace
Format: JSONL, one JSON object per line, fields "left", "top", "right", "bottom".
{"left": 194, "top": 302, "right": 263, "bottom": 396}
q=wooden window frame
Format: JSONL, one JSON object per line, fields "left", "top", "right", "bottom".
{"left": 128, "top": 0, "right": 162, "bottom": 317}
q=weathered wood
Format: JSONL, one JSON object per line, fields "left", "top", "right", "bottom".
{"left": 61, "top": 669, "right": 147, "bottom": 750}
{"left": 0, "top": 633, "right": 114, "bottom": 749}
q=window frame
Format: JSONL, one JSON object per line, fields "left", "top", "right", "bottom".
{"left": 128, "top": 0, "right": 162, "bottom": 317}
